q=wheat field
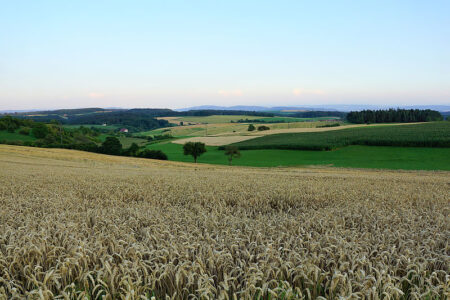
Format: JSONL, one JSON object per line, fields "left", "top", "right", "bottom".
{"left": 0, "top": 145, "right": 448, "bottom": 299}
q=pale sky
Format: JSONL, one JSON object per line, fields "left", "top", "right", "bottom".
{"left": 1, "top": 0, "right": 449, "bottom": 110}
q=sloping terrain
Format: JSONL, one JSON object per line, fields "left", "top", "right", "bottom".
{"left": 172, "top": 135, "right": 259, "bottom": 146}
{"left": 0, "top": 145, "right": 448, "bottom": 299}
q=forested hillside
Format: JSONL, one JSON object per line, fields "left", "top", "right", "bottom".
{"left": 346, "top": 109, "right": 442, "bottom": 123}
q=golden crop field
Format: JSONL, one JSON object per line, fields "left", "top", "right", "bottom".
{"left": 0, "top": 145, "right": 449, "bottom": 299}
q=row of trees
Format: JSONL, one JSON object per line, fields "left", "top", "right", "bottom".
{"left": 99, "top": 137, "right": 167, "bottom": 160}
{"left": 183, "top": 142, "right": 240, "bottom": 165}
{"left": 346, "top": 109, "right": 443, "bottom": 124}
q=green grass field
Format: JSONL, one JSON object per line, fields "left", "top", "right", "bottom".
{"left": 147, "top": 142, "right": 450, "bottom": 170}
{"left": 248, "top": 116, "right": 341, "bottom": 123}
{"left": 168, "top": 115, "right": 264, "bottom": 124}
{"left": 233, "top": 122, "right": 450, "bottom": 150}
{"left": 0, "top": 130, "right": 36, "bottom": 142}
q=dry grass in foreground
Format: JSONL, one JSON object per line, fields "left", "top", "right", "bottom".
{"left": 0, "top": 145, "right": 449, "bottom": 299}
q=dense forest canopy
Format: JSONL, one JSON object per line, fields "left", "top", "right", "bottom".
{"left": 288, "top": 111, "right": 348, "bottom": 118}
{"left": 346, "top": 109, "right": 443, "bottom": 124}
{"left": 67, "top": 111, "right": 170, "bottom": 131}
{"left": 180, "top": 110, "right": 274, "bottom": 117}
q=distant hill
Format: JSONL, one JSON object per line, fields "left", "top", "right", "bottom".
{"left": 0, "top": 109, "right": 42, "bottom": 114}
{"left": 175, "top": 105, "right": 332, "bottom": 112}
{"left": 177, "top": 104, "right": 450, "bottom": 112}
{"left": 2, "top": 107, "right": 274, "bottom": 132}
{"left": 175, "top": 105, "right": 267, "bottom": 111}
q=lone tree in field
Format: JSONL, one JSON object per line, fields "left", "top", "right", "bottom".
{"left": 224, "top": 146, "right": 240, "bottom": 166}
{"left": 183, "top": 142, "right": 206, "bottom": 163}
{"left": 247, "top": 124, "right": 255, "bottom": 131}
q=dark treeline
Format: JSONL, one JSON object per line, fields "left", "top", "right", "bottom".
{"left": 67, "top": 110, "right": 170, "bottom": 131}
{"left": 347, "top": 109, "right": 443, "bottom": 124}
{"left": 288, "top": 111, "right": 348, "bottom": 118}
{"left": 180, "top": 110, "right": 274, "bottom": 117}
{"left": 124, "top": 109, "right": 274, "bottom": 117}
{"left": 89, "top": 137, "right": 167, "bottom": 160}
{"left": 68, "top": 109, "right": 274, "bottom": 130}
{"left": 20, "top": 108, "right": 116, "bottom": 115}
{"left": 10, "top": 108, "right": 274, "bottom": 132}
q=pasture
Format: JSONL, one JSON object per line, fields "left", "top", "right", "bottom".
{"left": 247, "top": 116, "right": 341, "bottom": 123}
{"left": 0, "top": 145, "right": 448, "bottom": 298}
{"left": 148, "top": 142, "right": 450, "bottom": 170}
{"left": 172, "top": 135, "right": 258, "bottom": 146}
{"left": 157, "top": 115, "right": 263, "bottom": 124}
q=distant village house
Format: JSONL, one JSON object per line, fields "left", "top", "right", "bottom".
{"left": 119, "top": 128, "right": 129, "bottom": 133}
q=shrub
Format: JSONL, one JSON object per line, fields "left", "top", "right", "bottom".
{"left": 124, "top": 143, "right": 140, "bottom": 156}
{"left": 317, "top": 123, "right": 341, "bottom": 128}
{"left": 248, "top": 124, "right": 255, "bottom": 131}
{"left": 100, "top": 137, "right": 122, "bottom": 155}
{"left": 257, "top": 125, "right": 270, "bottom": 131}
{"left": 32, "top": 124, "right": 49, "bottom": 139}
{"left": 19, "top": 127, "right": 31, "bottom": 135}
{"left": 137, "top": 149, "right": 168, "bottom": 160}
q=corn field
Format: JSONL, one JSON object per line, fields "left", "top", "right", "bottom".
{"left": 0, "top": 145, "right": 448, "bottom": 299}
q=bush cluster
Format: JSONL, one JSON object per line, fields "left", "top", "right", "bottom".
{"left": 257, "top": 125, "right": 270, "bottom": 131}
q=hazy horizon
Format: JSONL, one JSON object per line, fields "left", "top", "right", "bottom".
{"left": 1, "top": 1, "right": 449, "bottom": 110}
